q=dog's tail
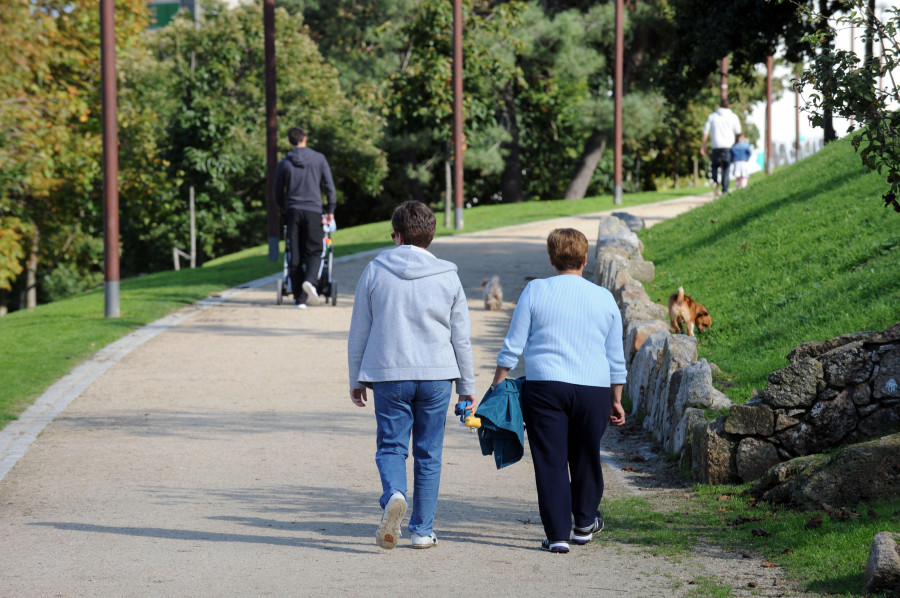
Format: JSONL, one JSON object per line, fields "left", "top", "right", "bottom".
{"left": 676, "top": 286, "right": 685, "bottom": 302}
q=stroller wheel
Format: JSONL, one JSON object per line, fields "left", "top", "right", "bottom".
{"left": 276, "top": 278, "right": 283, "bottom": 305}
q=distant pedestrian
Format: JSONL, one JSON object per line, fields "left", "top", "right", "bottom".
{"left": 348, "top": 200, "right": 476, "bottom": 550}
{"left": 701, "top": 99, "right": 742, "bottom": 196}
{"left": 731, "top": 133, "right": 752, "bottom": 189}
{"left": 485, "top": 228, "right": 627, "bottom": 554}
{"left": 275, "top": 126, "right": 336, "bottom": 309}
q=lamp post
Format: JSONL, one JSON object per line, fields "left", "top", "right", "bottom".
{"left": 100, "top": 0, "right": 120, "bottom": 317}
{"left": 613, "top": 0, "right": 623, "bottom": 205}
{"left": 264, "top": 0, "right": 279, "bottom": 261}
{"left": 452, "top": 0, "right": 465, "bottom": 228}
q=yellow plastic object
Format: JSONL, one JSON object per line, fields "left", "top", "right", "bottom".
{"left": 464, "top": 413, "right": 481, "bottom": 428}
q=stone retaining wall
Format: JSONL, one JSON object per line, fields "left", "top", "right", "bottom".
{"left": 592, "top": 215, "right": 900, "bottom": 484}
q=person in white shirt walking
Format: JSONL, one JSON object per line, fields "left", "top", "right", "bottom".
{"left": 700, "top": 99, "right": 742, "bottom": 196}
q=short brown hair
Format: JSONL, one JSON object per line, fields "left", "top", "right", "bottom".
{"left": 391, "top": 201, "right": 436, "bottom": 248}
{"left": 547, "top": 228, "right": 588, "bottom": 271}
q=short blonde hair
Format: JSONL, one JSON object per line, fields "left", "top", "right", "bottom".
{"left": 547, "top": 228, "right": 588, "bottom": 271}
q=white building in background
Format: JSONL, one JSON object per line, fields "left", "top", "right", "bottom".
{"left": 747, "top": 0, "right": 899, "bottom": 171}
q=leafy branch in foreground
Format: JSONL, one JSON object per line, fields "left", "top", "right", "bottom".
{"left": 794, "top": 0, "right": 900, "bottom": 212}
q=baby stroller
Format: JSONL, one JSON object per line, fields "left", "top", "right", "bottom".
{"left": 276, "top": 217, "right": 338, "bottom": 306}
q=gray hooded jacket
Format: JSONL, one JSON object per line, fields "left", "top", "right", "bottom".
{"left": 348, "top": 245, "right": 475, "bottom": 395}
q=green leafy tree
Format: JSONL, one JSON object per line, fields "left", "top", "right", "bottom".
{"left": 0, "top": 0, "right": 149, "bottom": 311}
{"left": 795, "top": 0, "right": 900, "bottom": 212}
{"left": 142, "top": 0, "right": 387, "bottom": 264}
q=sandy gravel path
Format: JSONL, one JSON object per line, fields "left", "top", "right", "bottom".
{"left": 0, "top": 194, "right": 816, "bottom": 597}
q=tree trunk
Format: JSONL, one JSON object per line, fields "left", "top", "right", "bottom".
{"left": 0, "top": 290, "right": 7, "bottom": 317}
{"left": 22, "top": 226, "right": 38, "bottom": 310}
{"left": 403, "top": 147, "right": 424, "bottom": 203}
{"left": 564, "top": 133, "right": 607, "bottom": 200}
{"left": 819, "top": 0, "right": 837, "bottom": 143}
{"left": 499, "top": 82, "right": 523, "bottom": 203}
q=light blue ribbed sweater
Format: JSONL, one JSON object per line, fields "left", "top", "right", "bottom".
{"left": 497, "top": 274, "right": 627, "bottom": 387}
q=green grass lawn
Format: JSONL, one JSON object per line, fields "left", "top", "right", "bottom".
{"left": 0, "top": 187, "right": 698, "bottom": 425}
{"left": 640, "top": 139, "right": 900, "bottom": 402}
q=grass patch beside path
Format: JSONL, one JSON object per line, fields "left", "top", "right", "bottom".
{"left": 602, "top": 488, "right": 900, "bottom": 596}
{"left": 640, "top": 138, "right": 900, "bottom": 402}
{"left": 0, "top": 187, "right": 699, "bottom": 426}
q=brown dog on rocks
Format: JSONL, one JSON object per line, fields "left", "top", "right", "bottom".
{"left": 667, "top": 286, "right": 711, "bottom": 337}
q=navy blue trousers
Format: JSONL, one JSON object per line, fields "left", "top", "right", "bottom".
{"left": 521, "top": 380, "right": 611, "bottom": 543}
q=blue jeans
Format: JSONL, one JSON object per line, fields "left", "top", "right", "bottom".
{"left": 372, "top": 380, "right": 452, "bottom": 536}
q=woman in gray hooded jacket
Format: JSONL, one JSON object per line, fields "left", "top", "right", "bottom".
{"left": 348, "top": 201, "right": 476, "bottom": 550}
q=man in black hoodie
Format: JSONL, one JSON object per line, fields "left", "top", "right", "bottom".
{"left": 275, "top": 126, "right": 337, "bottom": 308}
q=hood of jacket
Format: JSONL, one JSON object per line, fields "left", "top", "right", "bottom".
{"left": 285, "top": 147, "right": 308, "bottom": 168}
{"left": 373, "top": 245, "right": 457, "bottom": 280}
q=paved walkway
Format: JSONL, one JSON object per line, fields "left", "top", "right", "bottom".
{"left": 0, "top": 193, "right": 812, "bottom": 597}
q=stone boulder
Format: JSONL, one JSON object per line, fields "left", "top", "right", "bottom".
{"left": 624, "top": 320, "right": 670, "bottom": 366}
{"left": 625, "top": 331, "right": 668, "bottom": 415}
{"left": 726, "top": 404, "right": 775, "bottom": 436}
{"left": 762, "top": 357, "right": 824, "bottom": 409}
{"left": 735, "top": 437, "right": 781, "bottom": 482}
{"left": 691, "top": 416, "right": 740, "bottom": 485}
{"left": 751, "top": 433, "right": 900, "bottom": 509}
{"left": 776, "top": 389, "right": 859, "bottom": 456}
{"left": 596, "top": 217, "right": 643, "bottom": 258}
{"left": 864, "top": 532, "right": 900, "bottom": 597}
{"left": 611, "top": 211, "right": 646, "bottom": 232}
{"left": 787, "top": 331, "right": 875, "bottom": 363}
{"left": 675, "top": 359, "right": 732, "bottom": 414}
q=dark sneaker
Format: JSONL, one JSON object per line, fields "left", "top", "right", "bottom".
{"left": 571, "top": 512, "right": 605, "bottom": 545}
{"left": 540, "top": 539, "right": 570, "bottom": 553}
{"left": 375, "top": 492, "right": 407, "bottom": 550}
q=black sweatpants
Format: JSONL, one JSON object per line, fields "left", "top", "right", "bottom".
{"left": 521, "top": 380, "right": 611, "bottom": 543}
{"left": 286, "top": 209, "right": 323, "bottom": 304}
{"left": 710, "top": 148, "right": 731, "bottom": 193}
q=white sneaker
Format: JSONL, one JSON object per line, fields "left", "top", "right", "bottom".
{"left": 295, "top": 303, "right": 307, "bottom": 310}
{"left": 301, "top": 281, "right": 319, "bottom": 306}
{"left": 411, "top": 532, "right": 437, "bottom": 549}
{"left": 376, "top": 492, "right": 407, "bottom": 550}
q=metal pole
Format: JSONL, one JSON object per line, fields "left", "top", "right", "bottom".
{"left": 101, "top": 0, "right": 120, "bottom": 318}
{"left": 452, "top": 0, "right": 464, "bottom": 229}
{"left": 795, "top": 85, "right": 801, "bottom": 161}
{"left": 613, "top": 0, "right": 623, "bottom": 205}
{"left": 720, "top": 56, "right": 728, "bottom": 104}
{"left": 765, "top": 55, "right": 774, "bottom": 174}
{"left": 445, "top": 159, "right": 451, "bottom": 229}
{"left": 189, "top": 185, "right": 196, "bottom": 268}
{"left": 264, "top": 0, "right": 279, "bottom": 261}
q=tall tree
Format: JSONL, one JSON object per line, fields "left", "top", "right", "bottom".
{"left": 0, "top": 0, "right": 149, "bottom": 310}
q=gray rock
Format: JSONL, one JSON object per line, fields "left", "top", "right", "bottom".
{"left": 764, "top": 358, "right": 824, "bottom": 409}
{"left": 858, "top": 405, "right": 900, "bottom": 438}
{"left": 820, "top": 342, "right": 875, "bottom": 387}
{"left": 736, "top": 437, "right": 781, "bottom": 482}
{"left": 777, "top": 390, "right": 858, "bottom": 455}
{"left": 594, "top": 248, "right": 628, "bottom": 292}
{"left": 775, "top": 412, "right": 801, "bottom": 432}
{"left": 863, "top": 532, "right": 900, "bottom": 597}
{"left": 874, "top": 347, "right": 900, "bottom": 399}
{"left": 786, "top": 331, "right": 876, "bottom": 363}
{"left": 624, "top": 320, "right": 670, "bottom": 367}
{"left": 726, "top": 404, "right": 775, "bottom": 436}
{"left": 611, "top": 211, "right": 646, "bottom": 232}
{"left": 691, "top": 417, "right": 739, "bottom": 485}
{"left": 872, "top": 323, "right": 900, "bottom": 344}
{"left": 625, "top": 258, "right": 655, "bottom": 282}
{"left": 673, "top": 408, "right": 706, "bottom": 460}
{"left": 596, "top": 215, "right": 631, "bottom": 236}
{"left": 625, "top": 331, "right": 668, "bottom": 416}
{"left": 596, "top": 231, "right": 642, "bottom": 258}
{"left": 854, "top": 382, "right": 873, "bottom": 405}
{"left": 675, "top": 359, "right": 733, "bottom": 414}
{"left": 752, "top": 433, "right": 900, "bottom": 509}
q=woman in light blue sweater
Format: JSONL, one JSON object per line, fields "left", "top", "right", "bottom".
{"left": 490, "top": 228, "right": 626, "bottom": 554}
{"left": 348, "top": 201, "right": 476, "bottom": 550}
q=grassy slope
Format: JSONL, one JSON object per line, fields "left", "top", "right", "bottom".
{"left": 640, "top": 138, "right": 900, "bottom": 402}
{"left": 0, "top": 187, "right": 697, "bottom": 424}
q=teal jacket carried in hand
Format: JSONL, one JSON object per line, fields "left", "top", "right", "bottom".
{"left": 475, "top": 377, "right": 525, "bottom": 469}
